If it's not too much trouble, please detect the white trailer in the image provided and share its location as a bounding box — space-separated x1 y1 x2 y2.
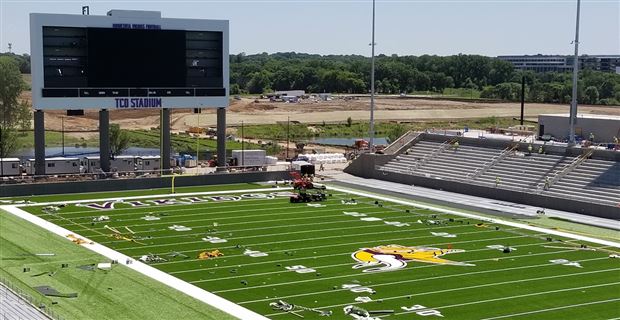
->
135 156 161 172
84 156 135 173
27 157 80 175
0 158 22 176
232 150 267 167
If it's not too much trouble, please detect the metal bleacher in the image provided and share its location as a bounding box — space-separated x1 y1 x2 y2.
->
379 138 620 207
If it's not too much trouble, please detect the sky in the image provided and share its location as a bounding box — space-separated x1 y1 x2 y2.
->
1 0 618 57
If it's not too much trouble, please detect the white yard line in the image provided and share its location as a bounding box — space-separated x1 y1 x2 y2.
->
329 186 620 248
480 298 620 320
392 282 620 317
0 205 269 320
242 254 614 305
190 232 532 284
174 242 580 277
266 263 619 316
117 214 469 251
152 229 528 265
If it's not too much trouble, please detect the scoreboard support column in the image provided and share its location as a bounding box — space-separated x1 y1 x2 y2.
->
162 108 171 173
99 109 110 172
216 107 227 170
34 110 45 176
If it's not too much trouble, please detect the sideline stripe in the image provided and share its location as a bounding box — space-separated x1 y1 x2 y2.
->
480 298 620 320
0 205 269 320
329 186 620 248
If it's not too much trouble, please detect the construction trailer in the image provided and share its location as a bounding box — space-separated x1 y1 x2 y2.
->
135 156 161 172
84 156 135 173
231 150 267 168
0 158 22 176
27 157 80 175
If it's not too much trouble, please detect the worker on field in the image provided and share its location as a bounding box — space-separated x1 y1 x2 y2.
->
538 145 544 154
453 141 460 152
527 144 533 155
589 132 595 142
495 176 500 188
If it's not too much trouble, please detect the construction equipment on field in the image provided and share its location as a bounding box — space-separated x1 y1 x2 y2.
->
289 171 327 203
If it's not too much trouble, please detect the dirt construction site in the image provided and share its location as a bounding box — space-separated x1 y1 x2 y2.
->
28 94 620 133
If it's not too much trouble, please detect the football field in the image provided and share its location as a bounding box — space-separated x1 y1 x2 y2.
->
17 186 620 319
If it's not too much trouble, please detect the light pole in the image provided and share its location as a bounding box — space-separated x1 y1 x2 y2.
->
286 116 290 160
568 0 581 146
241 120 244 167
368 0 377 152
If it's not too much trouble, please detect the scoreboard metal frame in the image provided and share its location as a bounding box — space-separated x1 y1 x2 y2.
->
30 10 229 110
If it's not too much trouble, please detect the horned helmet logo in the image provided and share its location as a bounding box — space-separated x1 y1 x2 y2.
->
351 244 474 273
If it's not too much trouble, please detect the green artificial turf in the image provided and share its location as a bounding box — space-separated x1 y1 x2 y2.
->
0 210 235 320
0 182 267 203
18 187 620 320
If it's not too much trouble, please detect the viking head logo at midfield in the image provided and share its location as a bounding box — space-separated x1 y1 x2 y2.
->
351 244 474 273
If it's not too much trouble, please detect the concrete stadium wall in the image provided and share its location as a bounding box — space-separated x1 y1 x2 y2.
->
539 115 620 143
0 171 291 198
343 143 620 218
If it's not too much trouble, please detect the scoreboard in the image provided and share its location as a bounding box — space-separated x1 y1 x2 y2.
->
30 10 229 109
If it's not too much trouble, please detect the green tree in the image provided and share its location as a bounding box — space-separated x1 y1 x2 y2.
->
0 56 30 157
583 86 599 104
109 124 130 156
386 123 408 143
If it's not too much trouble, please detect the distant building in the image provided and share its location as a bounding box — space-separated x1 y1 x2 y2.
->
498 55 620 73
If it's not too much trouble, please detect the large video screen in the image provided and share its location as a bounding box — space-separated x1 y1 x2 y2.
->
42 26 224 97
87 28 186 87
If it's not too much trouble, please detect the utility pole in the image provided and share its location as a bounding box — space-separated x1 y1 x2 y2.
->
368 0 376 152
241 120 244 167
61 116 65 156
520 75 525 126
568 0 581 146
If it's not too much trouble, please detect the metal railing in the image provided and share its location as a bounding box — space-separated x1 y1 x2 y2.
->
468 143 519 179
407 138 457 171
537 148 595 192
382 130 419 155
0 276 61 320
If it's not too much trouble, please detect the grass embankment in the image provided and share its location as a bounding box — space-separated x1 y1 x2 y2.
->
14 129 263 154
0 209 235 320
243 116 522 141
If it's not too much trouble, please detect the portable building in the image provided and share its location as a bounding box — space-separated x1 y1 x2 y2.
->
135 156 161 172
27 157 80 175
0 158 22 176
84 156 135 173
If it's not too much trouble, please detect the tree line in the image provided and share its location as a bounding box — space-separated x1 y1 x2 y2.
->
231 52 619 105
2 51 618 105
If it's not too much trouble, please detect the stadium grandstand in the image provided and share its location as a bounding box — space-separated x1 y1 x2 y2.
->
345 132 620 218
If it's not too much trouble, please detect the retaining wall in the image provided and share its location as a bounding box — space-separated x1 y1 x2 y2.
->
0 171 291 198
